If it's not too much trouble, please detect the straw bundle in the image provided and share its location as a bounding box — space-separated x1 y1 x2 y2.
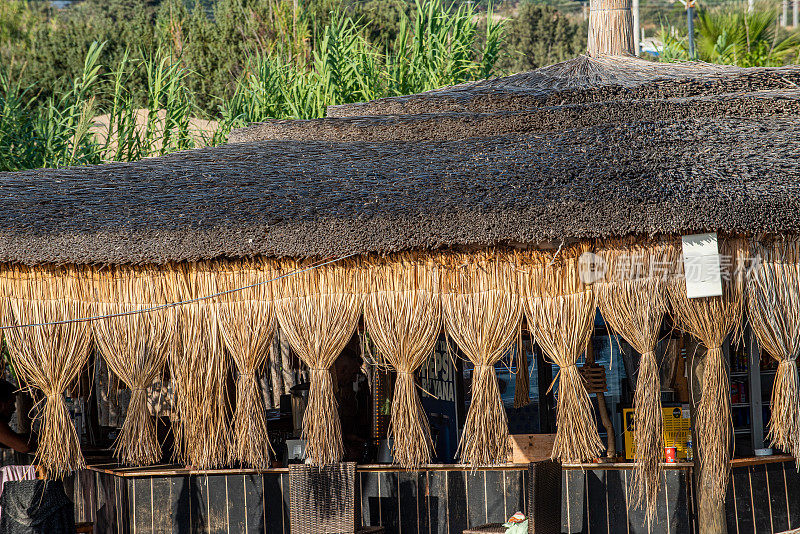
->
747 237 800 465
0 266 93 478
209 260 277 469
274 259 362 465
363 254 441 468
596 240 676 520
668 237 746 504
166 263 230 469
92 267 175 466
440 251 521 465
520 246 604 463
587 0 635 56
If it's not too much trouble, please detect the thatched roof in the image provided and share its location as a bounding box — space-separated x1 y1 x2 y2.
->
2 55 800 265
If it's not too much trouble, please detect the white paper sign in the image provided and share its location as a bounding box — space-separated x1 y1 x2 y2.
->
682 233 722 299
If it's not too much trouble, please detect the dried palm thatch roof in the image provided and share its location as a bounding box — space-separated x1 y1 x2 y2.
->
1 55 800 265
325 54 800 117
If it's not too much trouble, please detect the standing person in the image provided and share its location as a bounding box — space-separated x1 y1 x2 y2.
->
0 381 34 455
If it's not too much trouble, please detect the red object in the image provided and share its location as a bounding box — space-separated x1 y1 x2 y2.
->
665 447 677 463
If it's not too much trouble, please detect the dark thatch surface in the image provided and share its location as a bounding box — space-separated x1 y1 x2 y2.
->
2 117 800 264
229 89 800 143
326 55 800 117
2 54 800 265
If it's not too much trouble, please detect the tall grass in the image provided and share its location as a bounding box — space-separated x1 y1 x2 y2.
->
0 0 504 172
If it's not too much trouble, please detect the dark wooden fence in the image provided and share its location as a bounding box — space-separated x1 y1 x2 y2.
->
64 463 702 534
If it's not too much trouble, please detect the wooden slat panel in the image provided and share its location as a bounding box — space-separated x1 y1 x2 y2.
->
605 469 628 534
766 463 789 533
417 471 431 534
263 472 284 534
379 471 400 534
732 467 755 534
360 472 380 528
399 471 419 534
562 469 587 534
150 476 171 534
427 469 448 534
226 475 246 534
446 470 467 534
243 473 264 534
750 465 772 533
503 470 524 520
587 469 609 534
132 478 153 534
785 462 800 530
466 471 486 528
484 470 505 524
171 476 191 534
191 475 208 533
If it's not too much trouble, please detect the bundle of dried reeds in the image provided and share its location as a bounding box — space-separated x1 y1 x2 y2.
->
440 251 521 465
274 259 362 465
747 237 800 465
209 260 277 469
596 239 676 520
92 266 176 466
0 266 93 478
520 246 604 463
165 263 230 469
668 237 746 504
363 254 441 468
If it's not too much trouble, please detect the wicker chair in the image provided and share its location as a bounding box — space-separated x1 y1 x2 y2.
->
463 460 562 534
288 462 384 534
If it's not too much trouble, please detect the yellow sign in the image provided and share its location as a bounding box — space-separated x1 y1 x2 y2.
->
623 406 692 460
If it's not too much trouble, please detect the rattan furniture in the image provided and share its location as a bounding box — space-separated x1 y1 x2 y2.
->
290 462 380 534
463 460 562 534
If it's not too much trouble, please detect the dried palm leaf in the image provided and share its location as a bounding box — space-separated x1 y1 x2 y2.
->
520 245 604 464
441 251 521 465
747 236 800 466
363 254 440 468
668 236 747 504
274 259 362 465
0 265 93 478
92 266 176 466
596 239 677 520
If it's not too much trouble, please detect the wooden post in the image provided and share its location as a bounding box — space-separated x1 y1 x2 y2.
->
632 0 641 55
794 0 799 27
687 335 728 534
783 0 789 26
588 0 635 56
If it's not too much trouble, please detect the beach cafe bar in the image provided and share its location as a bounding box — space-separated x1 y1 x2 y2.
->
2 4 800 533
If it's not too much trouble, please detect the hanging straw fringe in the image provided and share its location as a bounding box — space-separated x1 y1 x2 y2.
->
441 251 521 465
210 260 278 469
92 266 176 466
274 259 362 465
596 239 676 521
747 236 800 466
668 237 747 505
165 263 230 469
0 266 93 478
363 254 440 469
520 245 604 464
